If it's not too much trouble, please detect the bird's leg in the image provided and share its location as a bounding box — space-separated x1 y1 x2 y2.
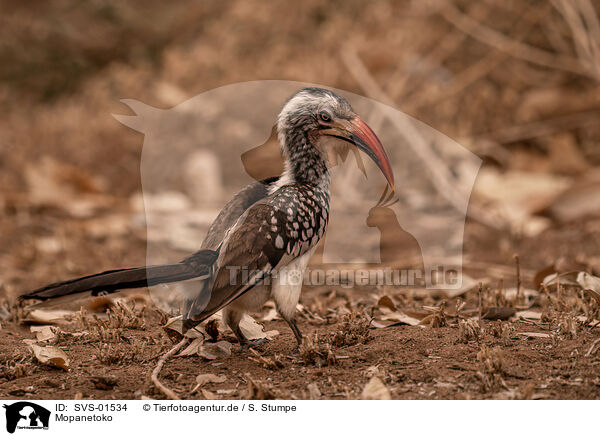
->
232 325 249 350
223 308 248 351
223 307 267 351
233 326 269 350
272 265 306 352
282 315 303 352
267 296 303 352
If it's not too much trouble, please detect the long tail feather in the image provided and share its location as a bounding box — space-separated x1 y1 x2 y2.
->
20 249 219 301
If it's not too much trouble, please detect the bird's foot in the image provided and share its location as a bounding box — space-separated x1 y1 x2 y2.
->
248 338 269 348
237 338 269 353
291 341 303 355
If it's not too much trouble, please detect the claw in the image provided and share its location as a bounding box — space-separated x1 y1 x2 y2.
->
236 337 270 353
248 338 269 348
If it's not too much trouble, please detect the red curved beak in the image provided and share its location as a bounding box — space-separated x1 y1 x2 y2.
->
347 116 395 190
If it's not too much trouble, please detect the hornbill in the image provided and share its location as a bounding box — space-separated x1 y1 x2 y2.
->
20 87 395 349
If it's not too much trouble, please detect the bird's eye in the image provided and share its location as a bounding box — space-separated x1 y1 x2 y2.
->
319 111 332 122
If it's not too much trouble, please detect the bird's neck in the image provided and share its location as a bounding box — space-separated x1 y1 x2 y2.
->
276 129 331 192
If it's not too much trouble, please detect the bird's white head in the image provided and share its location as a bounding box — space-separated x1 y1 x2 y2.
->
276 88 394 189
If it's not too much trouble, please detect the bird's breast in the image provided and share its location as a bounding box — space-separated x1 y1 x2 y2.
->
266 185 330 261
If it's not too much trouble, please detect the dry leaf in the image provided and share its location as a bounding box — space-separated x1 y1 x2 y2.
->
442 275 489 298
307 383 321 399
473 168 569 236
89 376 118 390
24 157 110 218
518 332 551 339
30 325 59 342
545 170 600 221
377 295 396 311
164 313 278 343
483 307 516 321
261 308 280 321
534 264 557 289
361 376 391 400
543 271 600 304
28 343 70 370
516 311 543 320
198 341 232 360
23 309 75 325
163 315 207 339
191 374 227 393
87 296 114 313
576 272 600 304
0 306 9 321
196 373 227 385
370 320 389 329
542 272 579 288
577 315 600 326
379 312 421 326
201 389 219 400
239 315 278 340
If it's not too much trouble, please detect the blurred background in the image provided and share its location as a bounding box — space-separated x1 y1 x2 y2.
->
1 0 600 300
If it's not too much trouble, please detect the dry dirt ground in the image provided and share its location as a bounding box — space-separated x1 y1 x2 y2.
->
1 216 600 400
1 297 599 400
0 315 597 400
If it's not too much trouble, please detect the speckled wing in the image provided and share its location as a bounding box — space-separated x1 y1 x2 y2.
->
201 177 278 251
185 183 330 322
181 177 278 318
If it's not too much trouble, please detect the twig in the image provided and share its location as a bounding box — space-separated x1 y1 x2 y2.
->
551 0 600 79
390 3 486 101
247 348 283 370
406 50 504 110
478 109 600 144
151 338 189 400
441 2 595 79
514 254 522 303
518 318 540 326
408 2 550 110
585 337 600 357
478 282 483 326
